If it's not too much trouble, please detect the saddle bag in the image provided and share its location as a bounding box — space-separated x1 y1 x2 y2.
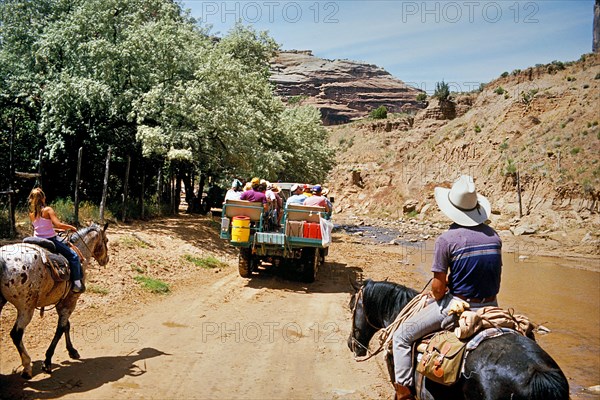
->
416 330 467 386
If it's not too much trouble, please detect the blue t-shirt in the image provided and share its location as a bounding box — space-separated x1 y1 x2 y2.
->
431 223 502 299
286 194 307 206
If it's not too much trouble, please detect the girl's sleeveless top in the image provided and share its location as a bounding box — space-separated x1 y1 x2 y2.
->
33 216 56 239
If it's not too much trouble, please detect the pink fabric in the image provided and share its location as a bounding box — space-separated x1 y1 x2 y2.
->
33 217 56 239
303 195 327 208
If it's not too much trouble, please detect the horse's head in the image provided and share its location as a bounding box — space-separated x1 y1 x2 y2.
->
92 222 110 266
73 222 110 266
348 279 380 357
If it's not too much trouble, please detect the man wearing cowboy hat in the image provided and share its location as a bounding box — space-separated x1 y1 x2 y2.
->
392 175 502 400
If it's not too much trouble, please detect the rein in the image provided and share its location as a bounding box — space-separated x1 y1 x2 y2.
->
351 284 433 362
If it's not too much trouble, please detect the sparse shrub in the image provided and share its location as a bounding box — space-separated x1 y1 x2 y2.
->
494 86 506 95
521 89 538 105
87 284 110 295
511 69 521 76
500 71 509 78
570 147 581 155
416 92 427 102
582 130 589 136
504 93 510 99
504 158 517 176
560 122 566 129
474 125 482 133
370 106 388 119
499 140 509 151
433 80 450 101
183 255 226 269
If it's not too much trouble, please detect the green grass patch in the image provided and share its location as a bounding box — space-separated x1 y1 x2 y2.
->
134 275 170 294
183 254 226 269
119 235 149 249
87 284 110 295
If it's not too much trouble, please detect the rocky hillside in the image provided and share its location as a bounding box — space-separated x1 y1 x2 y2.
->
325 53 600 256
270 50 424 125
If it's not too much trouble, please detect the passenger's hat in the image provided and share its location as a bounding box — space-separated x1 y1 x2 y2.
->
291 184 299 192
434 175 490 227
311 185 322 193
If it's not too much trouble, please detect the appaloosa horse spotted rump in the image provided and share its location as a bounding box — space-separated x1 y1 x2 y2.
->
0 222 109 378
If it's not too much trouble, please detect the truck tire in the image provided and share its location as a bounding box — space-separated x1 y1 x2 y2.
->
300 248 319 283
239 247 253 278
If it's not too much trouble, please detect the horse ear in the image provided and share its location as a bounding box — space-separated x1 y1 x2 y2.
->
103 222 109 231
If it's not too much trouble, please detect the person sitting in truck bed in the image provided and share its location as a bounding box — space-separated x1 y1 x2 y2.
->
286 184 307 206
224 179 243 202
303 185 331 214
240 180 269 211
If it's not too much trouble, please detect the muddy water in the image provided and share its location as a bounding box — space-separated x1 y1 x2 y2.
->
340 225 600 398
416 249 600 398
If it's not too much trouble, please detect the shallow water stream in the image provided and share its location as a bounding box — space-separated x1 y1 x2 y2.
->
341 224 600 398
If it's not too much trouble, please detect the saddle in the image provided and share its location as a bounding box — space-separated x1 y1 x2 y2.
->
22 237 70 282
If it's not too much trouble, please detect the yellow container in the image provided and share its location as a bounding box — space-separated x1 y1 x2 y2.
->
231 216 251 242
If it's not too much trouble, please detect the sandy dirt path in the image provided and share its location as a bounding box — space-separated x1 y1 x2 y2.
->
1 213 598 399
1 233 391 399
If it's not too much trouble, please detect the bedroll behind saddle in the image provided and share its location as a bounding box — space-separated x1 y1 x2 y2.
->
22 237 70 282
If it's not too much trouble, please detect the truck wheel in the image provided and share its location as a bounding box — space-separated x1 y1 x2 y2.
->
300 248 319 283
239 248 253 278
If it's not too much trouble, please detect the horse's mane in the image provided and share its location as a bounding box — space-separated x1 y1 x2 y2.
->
70 223 102 243
362 279 419 326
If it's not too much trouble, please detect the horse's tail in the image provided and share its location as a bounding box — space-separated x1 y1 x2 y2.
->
529 364 569 400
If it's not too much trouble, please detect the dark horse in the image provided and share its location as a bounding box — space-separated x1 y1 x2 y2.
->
348 279 569 400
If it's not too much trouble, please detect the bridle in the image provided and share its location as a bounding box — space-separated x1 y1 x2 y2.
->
350 287 382 359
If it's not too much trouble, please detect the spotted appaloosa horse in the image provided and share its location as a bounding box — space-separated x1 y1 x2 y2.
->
0 222 109 379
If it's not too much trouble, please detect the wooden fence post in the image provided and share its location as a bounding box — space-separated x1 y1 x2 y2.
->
74 147 83 227
99 146 112 223
37 149 43 188
517 164 523 218
157 165 162 216
122 155 131 222
8 119 15 237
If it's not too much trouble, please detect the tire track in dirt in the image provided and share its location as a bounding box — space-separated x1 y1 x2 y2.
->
2 266 390 399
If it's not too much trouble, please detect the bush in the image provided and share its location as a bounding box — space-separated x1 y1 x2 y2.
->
433 81 450 101
500 72 509 78
474 125 482 133
370 106 388 119
494 86 506 95
504 158 517 176
416 93 427 102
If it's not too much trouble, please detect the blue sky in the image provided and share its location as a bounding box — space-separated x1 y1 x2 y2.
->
182 1 595 93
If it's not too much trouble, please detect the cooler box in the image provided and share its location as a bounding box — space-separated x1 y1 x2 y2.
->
303 222 322 239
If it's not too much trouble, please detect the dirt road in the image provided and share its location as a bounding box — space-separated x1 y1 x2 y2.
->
1 213 598 399
0 215 395 399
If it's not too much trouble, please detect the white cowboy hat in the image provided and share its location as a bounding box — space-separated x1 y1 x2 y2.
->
434 175 491 227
